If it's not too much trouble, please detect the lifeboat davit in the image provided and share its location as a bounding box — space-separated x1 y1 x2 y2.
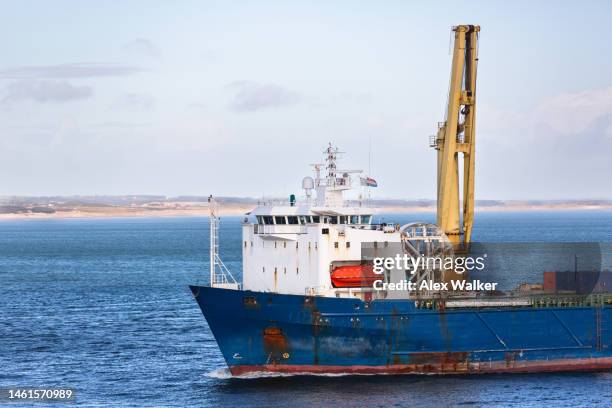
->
330 264 378 288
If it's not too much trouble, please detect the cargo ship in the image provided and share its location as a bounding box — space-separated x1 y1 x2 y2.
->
189 25 612 376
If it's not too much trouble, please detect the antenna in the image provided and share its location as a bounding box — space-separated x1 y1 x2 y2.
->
368 136 372 202
368 135 372 176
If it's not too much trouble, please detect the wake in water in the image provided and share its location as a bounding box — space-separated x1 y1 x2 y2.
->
205 367 392 379
205 367 234 379
205 367 612 380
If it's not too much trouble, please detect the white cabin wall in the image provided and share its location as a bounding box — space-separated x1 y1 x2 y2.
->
242 224 325 295
242 222 403 295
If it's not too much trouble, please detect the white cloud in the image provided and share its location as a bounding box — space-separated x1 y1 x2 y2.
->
533 86 612 137
0 63 145 79
226 81 301 112
476 86 612 199
123 38 161 59
2 80 92 105
111 93 156 111
479 86 612 147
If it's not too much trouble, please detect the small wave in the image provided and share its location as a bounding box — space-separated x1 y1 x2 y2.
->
204 367 233 379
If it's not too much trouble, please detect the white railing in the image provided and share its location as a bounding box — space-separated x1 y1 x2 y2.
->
255 198 374 208
212 254 240 288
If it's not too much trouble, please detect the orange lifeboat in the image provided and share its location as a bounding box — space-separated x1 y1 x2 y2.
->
330 264 378 288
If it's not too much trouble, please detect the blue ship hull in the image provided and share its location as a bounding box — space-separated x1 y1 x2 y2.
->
190 286 612 375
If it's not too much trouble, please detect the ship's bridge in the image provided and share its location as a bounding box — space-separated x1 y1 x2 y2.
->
248 203 375 238
250 205 373 226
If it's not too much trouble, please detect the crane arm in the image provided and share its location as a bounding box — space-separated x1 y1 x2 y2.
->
432 24 479 251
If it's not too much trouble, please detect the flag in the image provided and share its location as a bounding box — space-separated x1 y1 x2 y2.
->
360 176 378 187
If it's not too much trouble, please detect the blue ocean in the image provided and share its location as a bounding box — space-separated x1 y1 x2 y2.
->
1 212 612 407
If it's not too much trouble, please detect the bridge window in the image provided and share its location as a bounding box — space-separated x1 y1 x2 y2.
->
275 216 287 225
330 216 338 224
339 216 347 224
256 216 264 224
350 215 359 224
263 216 274 225
361 215 371 224
312 216 320 223
288 216 299 225
299 215 308 224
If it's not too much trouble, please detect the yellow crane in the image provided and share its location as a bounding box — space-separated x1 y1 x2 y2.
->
431 25 479 252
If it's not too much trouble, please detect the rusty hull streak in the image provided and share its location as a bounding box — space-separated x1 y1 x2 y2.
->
303 296 321 365
387 307 400 367
229 357 612 376
263 327 289 364
406 351 470 373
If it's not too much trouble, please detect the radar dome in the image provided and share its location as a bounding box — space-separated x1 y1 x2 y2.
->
302 176 314 190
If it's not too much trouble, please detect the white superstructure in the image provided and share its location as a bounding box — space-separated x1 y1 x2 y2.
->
241 144 402 298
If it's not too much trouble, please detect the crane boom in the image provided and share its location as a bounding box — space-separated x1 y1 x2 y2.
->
432 25 479 251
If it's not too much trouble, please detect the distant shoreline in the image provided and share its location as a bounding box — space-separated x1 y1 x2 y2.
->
2 203 612 220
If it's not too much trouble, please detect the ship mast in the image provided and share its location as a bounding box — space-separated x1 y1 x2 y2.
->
207 195 239 289
209 195 218 286
431 25 479 251
325 143 342 188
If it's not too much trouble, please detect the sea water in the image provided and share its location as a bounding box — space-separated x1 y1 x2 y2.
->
1 212 612 407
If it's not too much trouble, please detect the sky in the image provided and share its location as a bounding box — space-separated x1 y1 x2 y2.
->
2 0 612 200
